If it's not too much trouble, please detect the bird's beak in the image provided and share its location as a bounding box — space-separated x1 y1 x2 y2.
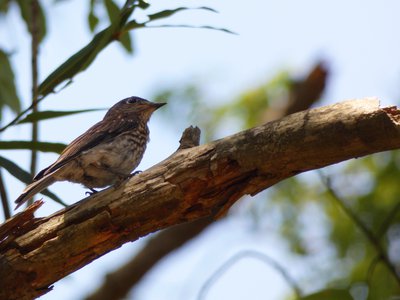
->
152 102 166 109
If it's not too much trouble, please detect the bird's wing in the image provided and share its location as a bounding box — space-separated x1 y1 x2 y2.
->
34 118 138 180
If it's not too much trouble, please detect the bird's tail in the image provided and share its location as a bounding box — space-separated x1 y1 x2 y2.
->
14 175 56 210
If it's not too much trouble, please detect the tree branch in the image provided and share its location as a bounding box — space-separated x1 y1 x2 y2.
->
28 0 40 207
86 61 330 300
1 98 400 299
0 171 11 219
198 250 302 300
85 217 212 300
319 173 400 286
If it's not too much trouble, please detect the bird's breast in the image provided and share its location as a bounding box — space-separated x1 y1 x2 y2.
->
57 127 150 188
98 130 149 171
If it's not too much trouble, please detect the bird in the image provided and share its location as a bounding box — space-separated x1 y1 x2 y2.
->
15 96 166 210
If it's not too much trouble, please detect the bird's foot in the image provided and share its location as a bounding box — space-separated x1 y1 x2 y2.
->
129 170 142 178
85 188 98 196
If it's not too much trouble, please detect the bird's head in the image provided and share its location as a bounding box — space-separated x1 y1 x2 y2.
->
105 96 166 122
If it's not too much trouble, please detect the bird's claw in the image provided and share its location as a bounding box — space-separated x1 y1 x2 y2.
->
85 188 98 196
129 170 142 178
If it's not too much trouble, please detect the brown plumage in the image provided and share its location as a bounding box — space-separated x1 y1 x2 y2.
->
15 96 165 210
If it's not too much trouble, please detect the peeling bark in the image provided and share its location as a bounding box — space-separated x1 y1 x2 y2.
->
1 98 400 299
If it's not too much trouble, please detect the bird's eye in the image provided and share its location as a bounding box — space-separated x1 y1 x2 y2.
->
127 97 138 104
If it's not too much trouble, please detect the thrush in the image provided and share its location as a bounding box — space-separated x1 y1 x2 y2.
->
15 96 166 210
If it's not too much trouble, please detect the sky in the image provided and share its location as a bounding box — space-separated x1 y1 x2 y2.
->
2 0 400 299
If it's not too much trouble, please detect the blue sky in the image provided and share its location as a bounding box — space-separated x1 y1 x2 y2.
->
2 0 400 299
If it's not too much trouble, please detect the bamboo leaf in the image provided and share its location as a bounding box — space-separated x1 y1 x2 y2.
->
0 141 66 153
105 0 135 54
37 3 224 99
123 6 234 35
37 27 113 98
88 0 99 32
137 0 149 9
144 24 236 35
118 31 134 53
0 49 21 118
38 2 136 99
147 7 217 22
88 12 99 32
17 108 105 124
0 156 67 207
16 0 47 42
104 0 119 23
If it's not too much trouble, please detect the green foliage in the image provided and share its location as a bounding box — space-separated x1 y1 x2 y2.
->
0 49 21 120
0 141 66 153
16 0 47 42
5 1 398 298
103 0 134 53
88 0 99 32
0 0 228 214
37 3 222 100
367 263 400 299
148 6 216 21
154 71 291 141
300 289 353 300
17 108 105 124
37 1 136 99
269 177 318 255
155 71 400 299
0 0 10 13
118 30 134 53
0 156 66 206
104 0 119 22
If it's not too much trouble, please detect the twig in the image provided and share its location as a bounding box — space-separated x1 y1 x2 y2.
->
367 200 400 284
318 172 400 287
0 171 10 219
367 255 381 285
0 103 36 132
197 250 302 300
28 0 40 207
377 201 400 238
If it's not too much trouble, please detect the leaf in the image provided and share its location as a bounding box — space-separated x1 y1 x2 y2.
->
38 2 136 98
0 156 67 207
17 108 105 124
104 0 134 54
88 11 99 32
300 289 353 300
38 28 112 98
144 24 236 35
0 49 21 117
0 0 10 13
16 0 47 42
137 0 150 9
0 141 66 153
37 4 223 99
104 0 119 23
123 6 235 35
147 7 217 22
88 0 99 32
118 31 133 53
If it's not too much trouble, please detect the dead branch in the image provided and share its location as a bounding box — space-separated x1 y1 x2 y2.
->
1 98 399 300
85 61 331 300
